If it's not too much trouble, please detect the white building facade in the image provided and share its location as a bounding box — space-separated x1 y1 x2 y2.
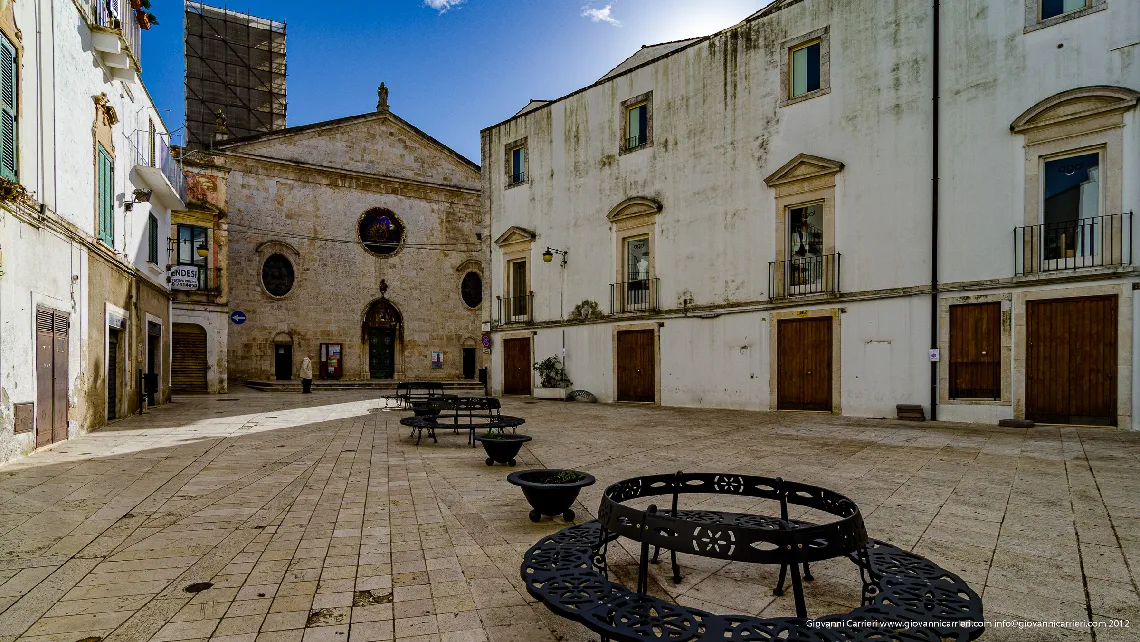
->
0 0 184 464
483 0 1139 429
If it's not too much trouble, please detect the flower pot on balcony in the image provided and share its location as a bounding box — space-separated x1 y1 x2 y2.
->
533 387 568 401
136 11 152 30
130 0 143 10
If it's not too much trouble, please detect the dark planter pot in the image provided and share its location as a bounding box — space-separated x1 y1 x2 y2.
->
474 434 532 466
507 469 596 522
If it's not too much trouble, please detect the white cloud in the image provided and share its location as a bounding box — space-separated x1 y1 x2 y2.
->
582 4 621 26
424 0 464 13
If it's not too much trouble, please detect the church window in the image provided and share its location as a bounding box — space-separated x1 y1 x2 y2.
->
262 253 295 297
359 208 405 256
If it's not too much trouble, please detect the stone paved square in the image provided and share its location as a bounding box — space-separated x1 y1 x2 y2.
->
0 390 1137 641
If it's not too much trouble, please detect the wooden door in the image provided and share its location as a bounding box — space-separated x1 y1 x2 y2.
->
35 308 54 448
368 328 395 379
949 303 1001 399
777 318 832 411
1027 296 1117 425
52 313 69 443
172 324 208 392
503 338 531 395
616 330 655 402
107 330 119 420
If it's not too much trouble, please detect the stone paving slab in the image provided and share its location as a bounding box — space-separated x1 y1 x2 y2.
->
0 389 1137 641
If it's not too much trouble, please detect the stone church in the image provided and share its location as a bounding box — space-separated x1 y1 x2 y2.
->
206 88 485 383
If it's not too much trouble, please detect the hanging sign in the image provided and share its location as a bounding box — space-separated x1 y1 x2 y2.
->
170 265 200 291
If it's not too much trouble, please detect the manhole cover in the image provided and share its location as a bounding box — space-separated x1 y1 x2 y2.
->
183 582 213 593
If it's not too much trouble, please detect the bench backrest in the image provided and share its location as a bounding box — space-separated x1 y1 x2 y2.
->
434 397 501 423
396 381 445 401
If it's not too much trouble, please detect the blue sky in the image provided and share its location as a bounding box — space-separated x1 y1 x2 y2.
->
142 0 768 162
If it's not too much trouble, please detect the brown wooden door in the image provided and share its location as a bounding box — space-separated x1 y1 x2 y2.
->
52 313 69 444
616 330 655 402
777 318 832 411
502 338 531 395
172 324 208 392
1026 296 1117 426
35 308 54 449
949 303 1000 399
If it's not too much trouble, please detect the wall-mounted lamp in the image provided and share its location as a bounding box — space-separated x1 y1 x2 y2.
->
123 188 153 211
542 247 568 267
196 242 209 258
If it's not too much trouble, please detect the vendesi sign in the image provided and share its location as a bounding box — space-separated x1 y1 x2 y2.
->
169 265 200 291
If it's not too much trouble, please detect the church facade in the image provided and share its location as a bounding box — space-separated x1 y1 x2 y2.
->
204 91 485 384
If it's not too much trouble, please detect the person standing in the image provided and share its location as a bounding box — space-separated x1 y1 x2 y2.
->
301 354 313 393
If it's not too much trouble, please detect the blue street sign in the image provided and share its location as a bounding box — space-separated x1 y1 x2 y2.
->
230 311 247 325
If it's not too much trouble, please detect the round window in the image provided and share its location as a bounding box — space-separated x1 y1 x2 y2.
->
262 254 295 297
359 208 405 256
461 272 483 308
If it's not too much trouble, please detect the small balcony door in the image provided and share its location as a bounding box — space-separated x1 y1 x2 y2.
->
509 259 528 321
624 236 652 311
787 203 824 295
1041 151 1102 270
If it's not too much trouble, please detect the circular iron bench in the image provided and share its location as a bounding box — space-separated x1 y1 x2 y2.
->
400 397 524 445
521 472 984 642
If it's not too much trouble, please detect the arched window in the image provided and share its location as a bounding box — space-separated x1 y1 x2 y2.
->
359 208 405 256
262 254 295 297
461 272 483 308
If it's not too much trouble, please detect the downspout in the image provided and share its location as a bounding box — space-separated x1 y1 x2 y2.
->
930 0 941 421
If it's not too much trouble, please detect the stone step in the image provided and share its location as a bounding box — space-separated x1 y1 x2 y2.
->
244 379 486 393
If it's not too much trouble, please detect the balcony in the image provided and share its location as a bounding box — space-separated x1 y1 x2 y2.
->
497 294 533 325
88 0 143 79
610 278 659 314
1015 213 1133 275
131 130 187 210
170 266 222 298
768 254 841 299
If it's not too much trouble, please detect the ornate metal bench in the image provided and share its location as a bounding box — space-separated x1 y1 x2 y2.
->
399 396 524 445
382 381 451 417
522 472 984 642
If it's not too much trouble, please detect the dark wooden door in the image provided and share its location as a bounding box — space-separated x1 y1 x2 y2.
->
1027 296 1117 425
35 308 54 448
274 344 293 381
949 303 1001 399
172 324 208 392
368 328 395 379
52 313 69 443
463 347 476 380
107 330 119 420
616 330 655 402
503 338 531 395
777 318 832 411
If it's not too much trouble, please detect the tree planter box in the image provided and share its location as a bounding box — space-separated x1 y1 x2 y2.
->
533 387 569 400
507 469 596 522
474 433 532 466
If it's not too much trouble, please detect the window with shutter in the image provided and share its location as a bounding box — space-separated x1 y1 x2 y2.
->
148 214 159 263
0 33 17 181
97 144 114 247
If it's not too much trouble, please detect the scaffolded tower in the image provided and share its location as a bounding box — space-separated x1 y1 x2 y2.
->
184 1 286 150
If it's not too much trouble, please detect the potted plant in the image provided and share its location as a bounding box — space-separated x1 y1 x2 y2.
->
473 429 532 466
135 0 158 30
507 469 596 522
0 176 29 204
533 355 571 400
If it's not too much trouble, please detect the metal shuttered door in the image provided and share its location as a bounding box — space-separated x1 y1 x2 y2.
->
35 307 69 447
172 323 208 393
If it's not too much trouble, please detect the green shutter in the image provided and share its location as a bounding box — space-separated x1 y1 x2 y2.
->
97 144 114 247
0 33 17 181
148 214 158 263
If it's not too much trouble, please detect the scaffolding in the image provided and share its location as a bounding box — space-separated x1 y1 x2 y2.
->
184 1 286 150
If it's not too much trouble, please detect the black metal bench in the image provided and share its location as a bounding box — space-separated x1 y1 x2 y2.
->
399 397 525 445
382 381 450 416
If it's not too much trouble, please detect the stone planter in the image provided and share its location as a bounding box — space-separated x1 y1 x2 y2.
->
507 469 596 522
533 387 569 400
474 433 532 466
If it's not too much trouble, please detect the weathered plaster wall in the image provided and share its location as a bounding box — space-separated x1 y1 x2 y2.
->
222 114 485 383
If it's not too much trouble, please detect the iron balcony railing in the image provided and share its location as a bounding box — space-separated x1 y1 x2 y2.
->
130 129 187 204
497 294 533 325
626 134 647 149
768 253 841 299
509 171 526 185
90 0 142 61
172 266 222 294
1015 213 1133 275
610 278 659 314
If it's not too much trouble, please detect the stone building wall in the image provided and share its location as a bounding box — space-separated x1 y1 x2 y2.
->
218 110 485 384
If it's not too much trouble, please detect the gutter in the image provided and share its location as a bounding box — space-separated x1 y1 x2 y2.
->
930 1 941 421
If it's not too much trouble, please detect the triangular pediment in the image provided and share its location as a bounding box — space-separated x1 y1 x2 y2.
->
218 111 479 188
1011 86 1140 133
607 197 663 222
494 226 537 247
764 154 844 187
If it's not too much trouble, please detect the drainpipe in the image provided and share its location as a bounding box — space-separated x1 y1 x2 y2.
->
930 0 941 421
